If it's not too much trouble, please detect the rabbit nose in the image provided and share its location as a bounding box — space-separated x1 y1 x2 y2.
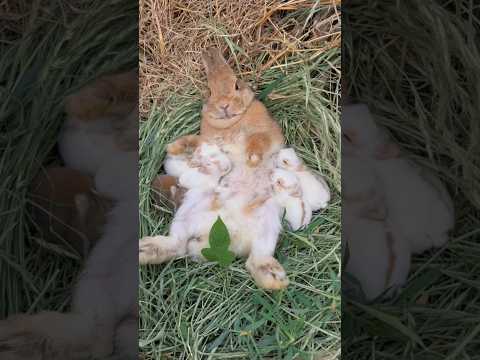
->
220 104 230 116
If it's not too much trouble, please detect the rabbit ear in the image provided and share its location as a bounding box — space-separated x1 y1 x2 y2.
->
201 47 236 86
201 48 228 73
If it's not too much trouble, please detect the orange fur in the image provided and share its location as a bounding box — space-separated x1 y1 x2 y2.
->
166 134 202 155
65 70 138 123
151 174 185 208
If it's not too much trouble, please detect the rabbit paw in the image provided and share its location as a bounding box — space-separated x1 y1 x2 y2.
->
246 153 262 167
246 256 289 290
166 135 200 155
139 236 177 264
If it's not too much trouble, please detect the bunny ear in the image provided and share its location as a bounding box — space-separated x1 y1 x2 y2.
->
201 47 236 88
201 48 228 72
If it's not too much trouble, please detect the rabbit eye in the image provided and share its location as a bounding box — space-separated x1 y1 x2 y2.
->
282 159 289 165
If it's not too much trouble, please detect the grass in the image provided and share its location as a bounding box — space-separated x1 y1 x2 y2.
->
342 1 480 358
138 46 341 358
0 0 137 317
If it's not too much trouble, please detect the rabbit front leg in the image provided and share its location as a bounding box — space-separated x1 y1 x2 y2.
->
245 132 274 167
167 134 202 156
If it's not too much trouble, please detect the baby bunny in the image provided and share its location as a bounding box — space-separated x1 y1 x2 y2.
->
271 168 312 231
276 148 330 211
178 143 231 190
164 149 194 178
342 103 454 254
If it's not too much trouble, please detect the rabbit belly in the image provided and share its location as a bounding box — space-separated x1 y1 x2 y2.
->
217 162 281 257
221 197 282 257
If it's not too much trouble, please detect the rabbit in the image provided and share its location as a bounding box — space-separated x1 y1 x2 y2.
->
275 148 330 211
140 49 290 290
178 143 232 189
167 48 284 168
0 72 140 359
30 166 114 258
342 103 454 254
271 168 312 230
163 138 200 178
343 208 411 301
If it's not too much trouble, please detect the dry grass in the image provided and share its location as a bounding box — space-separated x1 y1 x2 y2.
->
139 0 340 115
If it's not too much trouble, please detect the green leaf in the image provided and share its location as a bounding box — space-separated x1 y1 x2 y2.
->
201 217 235 267
209 216 231 249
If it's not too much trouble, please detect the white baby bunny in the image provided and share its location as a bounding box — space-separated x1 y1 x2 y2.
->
342 103 454 254
164 151 193 178
178 143 231 190
271 168 312 231
276 148 330 211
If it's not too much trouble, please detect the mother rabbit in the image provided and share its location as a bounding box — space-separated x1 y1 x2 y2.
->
140 48 291 289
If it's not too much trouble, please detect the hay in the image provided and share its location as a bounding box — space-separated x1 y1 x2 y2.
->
0 0 137 317
343 1 480 358
139 0 341 115
139 1 341 358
